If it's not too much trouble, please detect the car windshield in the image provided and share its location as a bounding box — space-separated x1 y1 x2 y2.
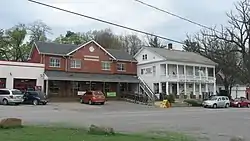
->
94 91 104 95
12 90 23 95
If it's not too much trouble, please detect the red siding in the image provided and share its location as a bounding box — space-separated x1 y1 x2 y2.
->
28 46 41 63
29 41 137 75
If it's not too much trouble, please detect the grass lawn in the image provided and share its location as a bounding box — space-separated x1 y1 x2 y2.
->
0 126 195 141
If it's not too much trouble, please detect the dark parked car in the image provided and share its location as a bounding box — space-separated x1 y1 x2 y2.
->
23 91 48 105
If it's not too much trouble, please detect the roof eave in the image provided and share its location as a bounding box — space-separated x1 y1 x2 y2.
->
40 52 72 57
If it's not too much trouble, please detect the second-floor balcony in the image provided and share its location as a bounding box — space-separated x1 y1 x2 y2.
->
160 74 215 83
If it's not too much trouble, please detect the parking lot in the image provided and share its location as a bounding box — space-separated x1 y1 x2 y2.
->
1 101 250 141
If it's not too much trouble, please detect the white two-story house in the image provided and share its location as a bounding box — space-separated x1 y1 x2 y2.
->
134 45 217 99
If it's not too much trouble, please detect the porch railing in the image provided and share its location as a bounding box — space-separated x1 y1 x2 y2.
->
138 76 155 104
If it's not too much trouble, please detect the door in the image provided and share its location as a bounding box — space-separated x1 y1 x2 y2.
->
83 91 92 103
0 90 5 102
217 98 223 107
221 97 226 107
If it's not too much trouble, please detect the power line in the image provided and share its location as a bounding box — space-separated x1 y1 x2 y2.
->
28 0 184 45
134 0 221 33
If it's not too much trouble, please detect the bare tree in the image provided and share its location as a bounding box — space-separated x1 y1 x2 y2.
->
184 31 241 96
27 20 51 43
207 0 250 82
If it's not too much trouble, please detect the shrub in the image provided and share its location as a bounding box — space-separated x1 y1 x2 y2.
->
164 94 175 103
88 124 115 135
183 99 202 107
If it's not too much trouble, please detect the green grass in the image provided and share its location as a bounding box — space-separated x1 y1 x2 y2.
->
0 126 194 141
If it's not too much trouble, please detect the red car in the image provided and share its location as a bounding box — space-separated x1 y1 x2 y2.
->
230 97 250 108
80 91 106 105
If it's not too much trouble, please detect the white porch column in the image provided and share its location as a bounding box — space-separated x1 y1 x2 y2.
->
166 64 168 76
166 82 169 95
193 66 195 77
176 65 179 78
46 80 49 96
193 83 196 99
184 82 187 98
205 84 208 92
159 83 162 93
199 83 202 97
184 65 187 79
213 67 216 95
213 82 216 95
177 82 180 96
205 67 208 80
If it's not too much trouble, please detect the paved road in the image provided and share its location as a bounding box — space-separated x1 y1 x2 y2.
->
0 101 249 141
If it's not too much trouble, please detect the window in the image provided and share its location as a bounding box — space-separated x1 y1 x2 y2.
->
142 54 148 60
49 57 60 67
70 59 81 68
102 61 111 70
0 90 10 95
222 97 225 101
141 69 144 75
153 66 156 76
145 68 152 74
117 63 125 71
11 90 23 95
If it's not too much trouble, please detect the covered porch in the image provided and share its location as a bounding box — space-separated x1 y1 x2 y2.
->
43 71 139 100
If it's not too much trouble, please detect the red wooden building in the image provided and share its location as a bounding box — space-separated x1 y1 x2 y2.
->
28 40 139 98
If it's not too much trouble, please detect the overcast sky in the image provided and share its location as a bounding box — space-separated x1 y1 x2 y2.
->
0 0 239 47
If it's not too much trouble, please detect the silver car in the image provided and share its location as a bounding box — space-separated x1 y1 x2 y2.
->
0 89 24 105
202 96 230 108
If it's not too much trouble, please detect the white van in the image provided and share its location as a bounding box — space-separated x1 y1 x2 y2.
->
0 89 24 105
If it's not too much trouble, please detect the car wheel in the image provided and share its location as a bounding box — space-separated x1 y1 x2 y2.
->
225 103 229 108
100 102 105 105
80 99 84 104
247 104 250 108
33 100 38 106
2 99 8 105
238 104 241 108
88 100 93 105
43 102 47 105
15 103 20 106
213 104 217 108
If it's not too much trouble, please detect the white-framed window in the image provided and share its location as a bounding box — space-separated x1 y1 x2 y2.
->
117 63 126 71
49 57 60 68
102 61 111 70
142 54 148 60
70 59 81 68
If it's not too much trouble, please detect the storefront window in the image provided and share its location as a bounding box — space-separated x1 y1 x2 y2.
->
104 83 110 93
49 81 60 94
120 83 127 92
0 78 6 88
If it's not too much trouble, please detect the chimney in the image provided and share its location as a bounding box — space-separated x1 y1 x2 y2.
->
168 43 173 50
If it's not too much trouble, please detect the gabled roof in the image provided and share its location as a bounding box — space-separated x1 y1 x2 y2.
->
35 41 78 55
106 49 136 62
66 40 116 60
140 47 217 66
34 41 136 62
